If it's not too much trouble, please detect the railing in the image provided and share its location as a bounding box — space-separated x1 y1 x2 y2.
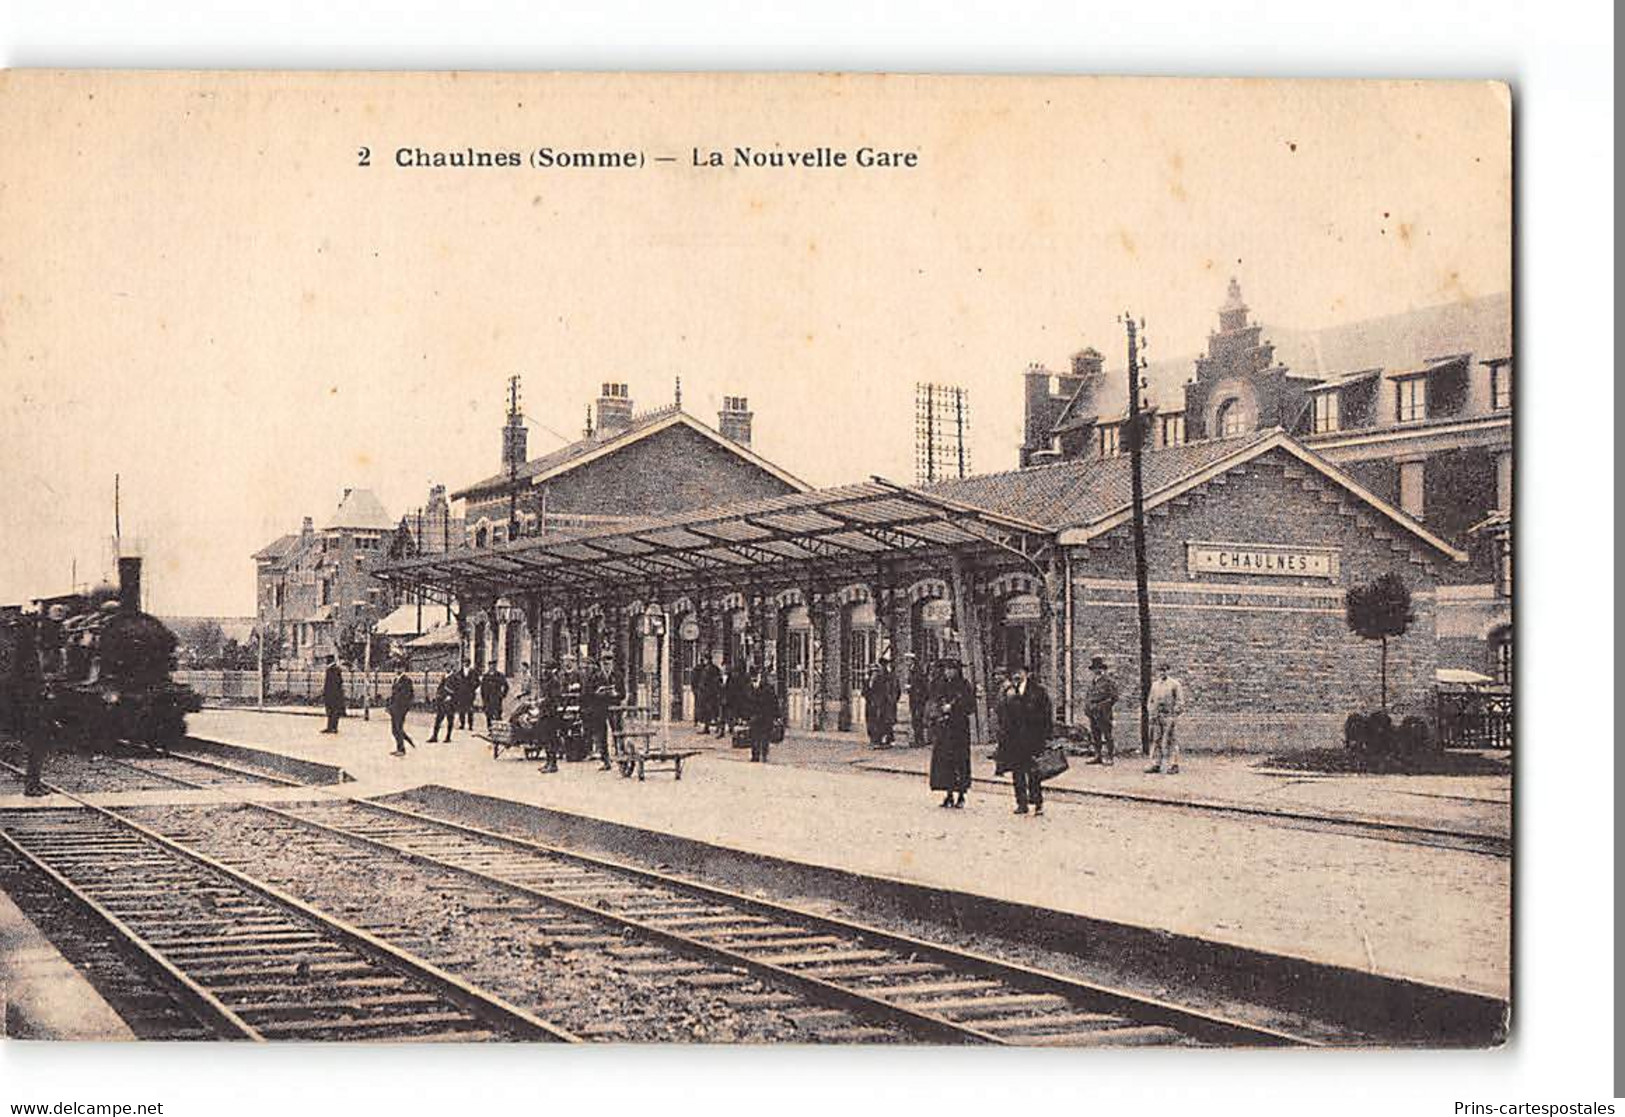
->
1436 687 1513 751
174 668 445 709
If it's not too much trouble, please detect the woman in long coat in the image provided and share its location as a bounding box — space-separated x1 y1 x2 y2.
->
927 657 975 808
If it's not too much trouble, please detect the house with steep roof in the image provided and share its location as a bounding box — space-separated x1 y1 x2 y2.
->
253 488 403 667
444 379 809 675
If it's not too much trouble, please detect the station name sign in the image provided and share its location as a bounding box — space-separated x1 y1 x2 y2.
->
1186 541 1340 580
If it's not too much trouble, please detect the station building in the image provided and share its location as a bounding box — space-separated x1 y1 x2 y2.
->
435 379 808 678
379 425 1464 753
1019 279 1512 686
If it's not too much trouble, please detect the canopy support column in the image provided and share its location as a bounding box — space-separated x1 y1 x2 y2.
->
948 551 989 749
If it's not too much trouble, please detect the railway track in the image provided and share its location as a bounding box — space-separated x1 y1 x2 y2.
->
194 794 1313 1047
0 794 577 1042
0 737 300 795
2 750 1318 1045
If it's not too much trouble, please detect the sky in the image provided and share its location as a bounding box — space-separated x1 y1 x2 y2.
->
0 73 1511 616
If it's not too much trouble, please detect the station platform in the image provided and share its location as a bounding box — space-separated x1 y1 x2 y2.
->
0 883 134 1040
174 707 1508 999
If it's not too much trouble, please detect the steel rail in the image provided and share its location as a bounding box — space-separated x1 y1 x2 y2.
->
271 795 1313 1047
0 823 262 1040
0 760 581 1043
229 797 1004 1045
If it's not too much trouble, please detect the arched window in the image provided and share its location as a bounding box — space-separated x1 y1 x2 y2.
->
1216 398 1246 438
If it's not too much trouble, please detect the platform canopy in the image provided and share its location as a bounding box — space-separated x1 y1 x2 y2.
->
374 477 1057 600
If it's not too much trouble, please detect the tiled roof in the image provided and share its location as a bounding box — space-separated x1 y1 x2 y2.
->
453 409 805 500
252 534 300 561
407 621 461 648
324 489 394 531
375 603 427 636
925 430 1277 530
1266 293 1510 379
1045 292 1510 435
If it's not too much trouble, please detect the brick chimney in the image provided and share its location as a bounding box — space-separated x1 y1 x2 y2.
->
595 382 633 439
718 396 753 445
116 556 142 613
300 516 314 538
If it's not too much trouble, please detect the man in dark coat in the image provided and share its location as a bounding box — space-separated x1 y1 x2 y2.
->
693 651 723 735
927 657 975 808
721 659 750 743
320 656 346 733
11 617 51 796
535 663 564 772
743 667 780 763
1084 656 1120 765
863 655 901 749
386 671 415 756
997 667 1053 815
906 654 931 748
453 662 478 730
580 657 622 771
428 669 458 742
479 665 509 730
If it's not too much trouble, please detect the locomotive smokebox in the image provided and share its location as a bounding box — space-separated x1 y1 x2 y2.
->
117 556 142 612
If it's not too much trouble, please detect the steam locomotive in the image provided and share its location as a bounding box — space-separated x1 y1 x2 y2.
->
0 557 201 747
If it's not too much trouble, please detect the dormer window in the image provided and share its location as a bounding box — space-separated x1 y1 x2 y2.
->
1161 413 1186 447
1312 392 1340 434
1098 424 1121 459
1490 362 1512 410
1395 376 1427 423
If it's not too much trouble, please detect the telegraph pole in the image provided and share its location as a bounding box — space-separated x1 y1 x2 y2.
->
1120 312 1154 756
506 374 523 538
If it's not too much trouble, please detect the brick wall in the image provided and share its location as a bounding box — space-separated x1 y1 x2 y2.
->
1068 449 1449 751
468 423 798 526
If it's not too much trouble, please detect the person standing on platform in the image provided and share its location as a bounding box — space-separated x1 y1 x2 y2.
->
694 651 722 736
480 664 509 730
386 670 415 756
1146 663 1187 775
722 659 750 742
428 668 458 743
453 662 478 731
906 653 930 749
744 666 779 763
927 656 975 808
581 656 621 771
320 656 346 734
535 662 564 773
997 667 1053 815
1084 656 1119 766
11 617 52 797
863 653 901 749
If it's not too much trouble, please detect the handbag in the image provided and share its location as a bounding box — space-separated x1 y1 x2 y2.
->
770 718 786 744
1033 743 1070 781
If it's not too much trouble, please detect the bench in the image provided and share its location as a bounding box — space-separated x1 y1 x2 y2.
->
612 727 702 781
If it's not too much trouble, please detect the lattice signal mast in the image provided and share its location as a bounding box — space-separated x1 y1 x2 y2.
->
914 383 971 485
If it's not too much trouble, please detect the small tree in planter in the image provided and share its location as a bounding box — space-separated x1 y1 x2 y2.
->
1345 572 1415 711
